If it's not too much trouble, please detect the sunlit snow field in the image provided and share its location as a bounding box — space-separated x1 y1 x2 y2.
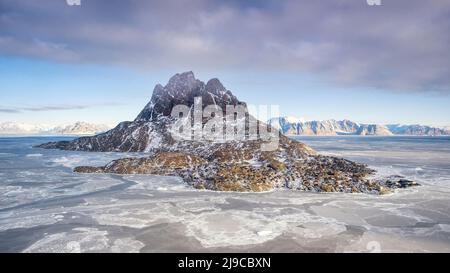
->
0 136 449 253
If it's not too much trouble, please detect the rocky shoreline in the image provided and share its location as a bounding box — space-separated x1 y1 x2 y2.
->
73 143 418 195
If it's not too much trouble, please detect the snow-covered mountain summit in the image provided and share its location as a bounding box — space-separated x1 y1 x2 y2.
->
135 71 243 121
52 122 111 135
386 124 449 136
0 122 49 135
0 122 110 136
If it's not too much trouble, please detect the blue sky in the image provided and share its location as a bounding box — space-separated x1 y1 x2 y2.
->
1 56 448 127
1 1 449 127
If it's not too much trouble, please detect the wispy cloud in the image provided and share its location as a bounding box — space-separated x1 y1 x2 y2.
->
0 103 121 113
1 0 449 93
0 108 21 113
21 105 90 112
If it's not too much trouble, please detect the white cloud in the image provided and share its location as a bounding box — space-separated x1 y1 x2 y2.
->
1 0 449 93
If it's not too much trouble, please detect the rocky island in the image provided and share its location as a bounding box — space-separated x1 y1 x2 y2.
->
38 72 419 194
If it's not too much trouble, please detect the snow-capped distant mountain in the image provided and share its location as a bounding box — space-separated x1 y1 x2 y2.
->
268 117 387 135
356 124 393 136
269 117 448 136
51 122 111 135
386 124 450 136
0 122 51 135
284 116 306 124
297 119 363 135
0 122 111 136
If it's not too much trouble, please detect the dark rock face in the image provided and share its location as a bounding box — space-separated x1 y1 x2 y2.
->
381 176 421 189
135 72 243 122
38 119 174 152
38 71 419 194
38 72 245 152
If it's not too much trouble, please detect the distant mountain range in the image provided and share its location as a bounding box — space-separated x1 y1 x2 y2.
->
268 117 449 136
1 119 448 137
0 122 111 136
385 124 450 136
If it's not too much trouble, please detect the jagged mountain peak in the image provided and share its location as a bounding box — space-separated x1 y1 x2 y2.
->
205 78 226 93
135 71 243 122
170 71 195 81
165 71 201 92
